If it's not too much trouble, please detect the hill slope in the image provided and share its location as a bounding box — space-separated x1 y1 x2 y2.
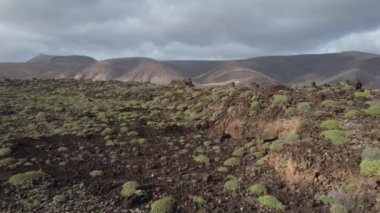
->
75 57 185 84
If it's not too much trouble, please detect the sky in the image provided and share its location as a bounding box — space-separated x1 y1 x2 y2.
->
1 0 380 62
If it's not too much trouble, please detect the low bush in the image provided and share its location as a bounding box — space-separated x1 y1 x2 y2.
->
258 195 284 210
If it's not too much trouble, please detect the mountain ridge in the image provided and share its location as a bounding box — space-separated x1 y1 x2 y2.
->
0 51 379 87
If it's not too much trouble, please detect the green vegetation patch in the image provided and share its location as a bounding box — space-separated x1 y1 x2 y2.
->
342 183 357 193
354 90 372 99
52 194 66 204
364 101 380 116
0 157 17 167
121 181 139 198
216 166 229 173
320 119 343 130
329 203 348 213
232 148 245 157
89 170 104 177
257 195 284 210
0 147 11 157
191 196 206 206
297 102 311 113
273 94 288 104
317 194 332 205
321 99 339 108
249 183 267 196
193 154 210 166
7 170 47 186
223 157 241 167
344 109 358 119
320 130 348 145
150 196 175 213
359 160 380 177
224 178 240 192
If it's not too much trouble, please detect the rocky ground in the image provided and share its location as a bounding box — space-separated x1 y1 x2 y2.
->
0 79 379 212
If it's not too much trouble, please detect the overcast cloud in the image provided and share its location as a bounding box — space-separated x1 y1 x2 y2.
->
1 0 380 62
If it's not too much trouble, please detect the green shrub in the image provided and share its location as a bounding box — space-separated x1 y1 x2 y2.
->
232 148 245 157
258 195 284 210
194 154 210 166
361 146 380 160
354 90 371 99
273 95 288 104
7 170 47 186
216 166 229 173
52 194 66 204
269 140 283 151
0 157 17 167
244 142 255 149
285 107 296 117
344 109 358 119
329 204 348 213
0 147 11 157
320 130 348 145
321 100 339 108
317 194 332 205
359 160 380 177
191 196 206 206
320 119 343 130
150 196 175 213
253 151 265 159
121 181 139 198
224 179 240 192
364 102 380 116
249 183 267 196
223 157 241 167
297 102 311 113
89 170 104 177
342 183 357 193
284 133 300 144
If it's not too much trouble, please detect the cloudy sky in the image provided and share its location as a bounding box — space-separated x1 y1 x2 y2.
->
1 0 380 62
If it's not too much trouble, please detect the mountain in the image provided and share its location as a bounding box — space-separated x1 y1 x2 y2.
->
0 54 97 80
75 57 185 84
162 51 380 87
192 61 279 87
1 51 380 87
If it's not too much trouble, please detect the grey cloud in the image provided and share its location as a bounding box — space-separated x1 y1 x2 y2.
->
0 0 380 62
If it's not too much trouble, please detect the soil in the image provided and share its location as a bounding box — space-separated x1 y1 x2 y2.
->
0 80 379 212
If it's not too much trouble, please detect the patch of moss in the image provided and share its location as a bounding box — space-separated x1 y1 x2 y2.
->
284 133 300 144
0 147 11 157
320 119 343 130
244 142 255 149
364 102 380 116
321 99 339 108
317 194 332 205
89 170 104 177
253 151 265 159
216 166 229 173
223 157 241 167
224 179 240 192
320 130 348 145
342 183 357 193
258 195 284 210
269 140 283 151
344 109 358 119
194 154 210 166
297 102 311 113
121 181 139 198
249 183 267 196
354 90 372 99
232 148 245 157
273 95 288 104
0 157 17 167
329 203 348 213
150 196 175 213
7 170 47 186
285 107 296 118
191 196 206 206
52 194 66 204
359 159 380 177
